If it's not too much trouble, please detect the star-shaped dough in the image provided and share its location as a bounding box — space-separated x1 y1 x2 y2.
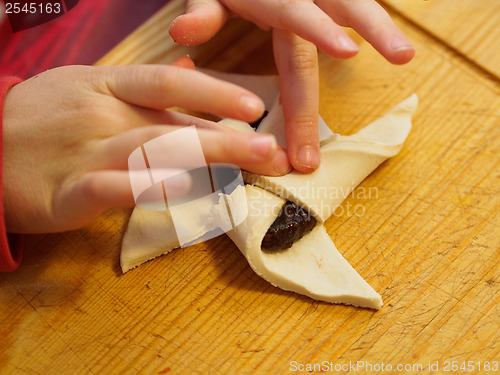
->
120 72 418 310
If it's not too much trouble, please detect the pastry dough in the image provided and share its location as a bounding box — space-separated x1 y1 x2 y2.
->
245 94 417 222
256 94 336 148
209 95 417 309
121 208 179 272
212 184 383 308
120 72 418 309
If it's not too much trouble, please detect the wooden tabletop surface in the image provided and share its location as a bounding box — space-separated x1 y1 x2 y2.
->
1 0 499 374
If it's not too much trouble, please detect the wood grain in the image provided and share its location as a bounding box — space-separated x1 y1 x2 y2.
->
1 0 499 374
381 0 500 78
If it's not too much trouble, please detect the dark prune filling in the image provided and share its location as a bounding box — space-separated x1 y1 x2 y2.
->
261 201 317 252
249 110 268 129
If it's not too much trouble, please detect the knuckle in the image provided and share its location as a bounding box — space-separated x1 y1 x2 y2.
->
331 0 353 18
276 0 308 26
79 174 103 202
289 114 319 135
206 132 240 163
217 133 236 160
294 113 317 126
144 66 174 95
139 127 172 148
276 0 314 29
278 0 307 8
287 46 318 73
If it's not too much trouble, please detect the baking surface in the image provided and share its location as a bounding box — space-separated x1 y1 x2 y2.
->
1 0 499 374
384 0 500 77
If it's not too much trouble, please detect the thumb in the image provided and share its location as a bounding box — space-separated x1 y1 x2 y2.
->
169 0 229 46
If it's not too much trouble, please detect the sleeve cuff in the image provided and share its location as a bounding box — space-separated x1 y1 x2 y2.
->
1 76 24 272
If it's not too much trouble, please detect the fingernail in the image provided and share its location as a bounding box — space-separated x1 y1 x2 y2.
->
169 15 182 30
390 37 414 52
251 135 276 157
275 149 292 175
337 35 359 52
240 95 264 120
297 145 319 169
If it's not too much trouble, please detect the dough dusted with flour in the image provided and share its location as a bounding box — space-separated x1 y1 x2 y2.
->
119 72 418 309
121 208 179 273
244 94 418 222
209 95 418 309
213 185 383 309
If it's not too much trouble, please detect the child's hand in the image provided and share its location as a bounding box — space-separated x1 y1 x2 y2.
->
170 0 415 63
169 0 415 172
2 63 290 234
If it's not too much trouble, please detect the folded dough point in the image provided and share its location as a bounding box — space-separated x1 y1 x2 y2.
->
348 93 417 147
120 208 179 273
244 94 418 222
219 185 382 310
244 148 387 222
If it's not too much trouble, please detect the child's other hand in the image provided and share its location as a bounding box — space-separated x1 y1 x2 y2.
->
170 0 415 173
170 0 414 64
2 63 290 233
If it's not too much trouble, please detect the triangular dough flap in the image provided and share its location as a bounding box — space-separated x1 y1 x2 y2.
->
120 208 179 272
216 185 382 309
244 94 418 222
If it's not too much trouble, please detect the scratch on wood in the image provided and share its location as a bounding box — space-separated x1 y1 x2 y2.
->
242 348 265 354
485 278 497 286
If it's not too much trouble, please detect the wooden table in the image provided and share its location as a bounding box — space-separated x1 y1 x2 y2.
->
1 0 499 373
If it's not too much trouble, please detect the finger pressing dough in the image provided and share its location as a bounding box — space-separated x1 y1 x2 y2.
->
208 95 418 309
244 94 418 222
120 72 418 309
120 74 281 273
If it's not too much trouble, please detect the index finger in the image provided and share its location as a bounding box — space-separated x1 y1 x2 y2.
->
273 29 320 173
93 64 265 123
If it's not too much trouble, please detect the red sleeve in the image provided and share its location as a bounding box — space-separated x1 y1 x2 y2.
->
0 76 23 272
0 0 168 79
